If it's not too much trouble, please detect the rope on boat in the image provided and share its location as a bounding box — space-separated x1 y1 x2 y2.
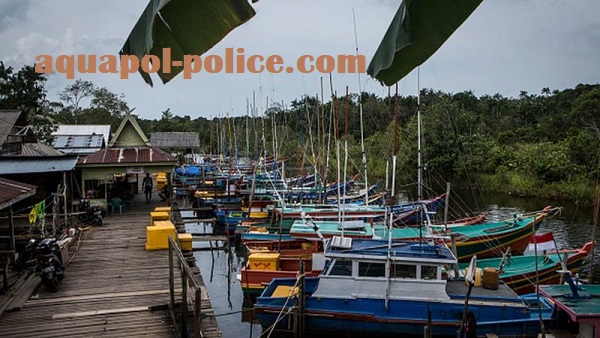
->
261 273 306 338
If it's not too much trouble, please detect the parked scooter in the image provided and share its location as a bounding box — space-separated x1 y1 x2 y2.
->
78 199 103 226
25 238 65 292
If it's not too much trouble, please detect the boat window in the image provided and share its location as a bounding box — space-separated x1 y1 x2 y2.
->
421 265 438 280
391 264 417 279
358 262 386 277
329 260 352 276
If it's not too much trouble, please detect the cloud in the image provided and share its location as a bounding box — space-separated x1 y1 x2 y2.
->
0 0 598 121
0 0 31 33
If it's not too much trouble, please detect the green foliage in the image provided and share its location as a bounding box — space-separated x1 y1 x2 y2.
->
0 62 56 143
51 80 130 131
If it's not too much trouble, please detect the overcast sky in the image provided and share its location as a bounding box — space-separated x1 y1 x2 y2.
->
1 0 598 120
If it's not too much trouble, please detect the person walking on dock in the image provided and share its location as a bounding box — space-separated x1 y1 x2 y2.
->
143 173 153 203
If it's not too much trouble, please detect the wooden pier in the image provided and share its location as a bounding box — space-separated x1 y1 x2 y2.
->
0 195 222 338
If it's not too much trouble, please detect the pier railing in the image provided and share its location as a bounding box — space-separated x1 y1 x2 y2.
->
168 236 202 338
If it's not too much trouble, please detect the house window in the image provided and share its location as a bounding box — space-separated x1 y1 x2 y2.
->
358 262 386 277
329 260 352 276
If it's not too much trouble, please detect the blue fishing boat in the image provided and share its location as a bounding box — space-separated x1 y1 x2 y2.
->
254 237 552 337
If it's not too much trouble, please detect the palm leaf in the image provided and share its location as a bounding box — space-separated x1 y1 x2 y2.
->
121 0 255 86
367 0 482 86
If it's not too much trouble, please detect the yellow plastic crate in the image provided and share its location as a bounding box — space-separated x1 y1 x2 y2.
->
153 220 174 227
150 211 170 223
154 206 171 213
156 172 167 190
248 252 280 271
145 223 176 251
178 233 193 251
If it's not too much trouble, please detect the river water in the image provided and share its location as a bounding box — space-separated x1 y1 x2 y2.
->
188 191 599 338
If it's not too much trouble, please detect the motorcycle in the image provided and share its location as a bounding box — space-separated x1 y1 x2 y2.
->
78 199 103 226
25 238 65 292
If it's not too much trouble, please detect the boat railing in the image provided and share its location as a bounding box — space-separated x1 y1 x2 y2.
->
168 236 203 338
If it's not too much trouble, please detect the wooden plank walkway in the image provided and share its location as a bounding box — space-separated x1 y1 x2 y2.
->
0 193 221 337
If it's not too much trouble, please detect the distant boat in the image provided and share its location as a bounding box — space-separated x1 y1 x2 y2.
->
255 237 553 337
288 208 552 262
390 193 447 226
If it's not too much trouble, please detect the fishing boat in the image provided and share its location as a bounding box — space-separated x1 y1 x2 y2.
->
538 274 600 338
390 193 447 226
270 203 386 231
255 237 553 337
431 212 488 227
456 233 594 295
288 207 554 262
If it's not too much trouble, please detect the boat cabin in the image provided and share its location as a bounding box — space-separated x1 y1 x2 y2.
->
315 237 456 301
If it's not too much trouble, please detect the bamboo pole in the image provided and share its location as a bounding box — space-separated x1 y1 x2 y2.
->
589 185 599 283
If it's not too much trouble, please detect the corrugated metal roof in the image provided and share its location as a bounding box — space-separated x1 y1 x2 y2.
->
0 177 36 210
57 148 103 155
54 125 111 145
79 147 176 165
150 132 200 148
19 142 64 156
53 134 104 152
0 156 79 174
0 110 21 146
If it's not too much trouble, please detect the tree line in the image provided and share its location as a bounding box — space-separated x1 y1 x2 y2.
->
1 62 598 203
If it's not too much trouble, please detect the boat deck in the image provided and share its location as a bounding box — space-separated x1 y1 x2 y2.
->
0 193 221 337
447 279 522 301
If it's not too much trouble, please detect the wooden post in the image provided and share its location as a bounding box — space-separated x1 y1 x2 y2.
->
181 261 188 338
590 186 599 284
424 305 432 338
443 182 450 232
451 234 460 277
300 261 306 338
168 238 175 309
194 288 202 338
63 172 68 229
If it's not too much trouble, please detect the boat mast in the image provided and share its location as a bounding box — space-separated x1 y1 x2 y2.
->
385 155 397 311
245 99 250 159
417 68 423 202
343 86 349 224
353 8 369 205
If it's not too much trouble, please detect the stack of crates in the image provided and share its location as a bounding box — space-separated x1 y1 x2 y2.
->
146 209 175 251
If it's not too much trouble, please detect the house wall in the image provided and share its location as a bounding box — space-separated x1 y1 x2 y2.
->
111 123 146 148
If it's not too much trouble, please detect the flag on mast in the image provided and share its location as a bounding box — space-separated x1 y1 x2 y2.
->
525 232 556 253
